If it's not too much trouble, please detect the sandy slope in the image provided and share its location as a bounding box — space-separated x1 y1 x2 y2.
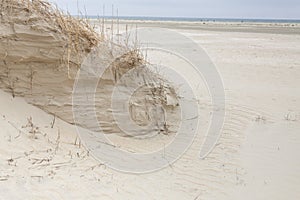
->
1 20 300 199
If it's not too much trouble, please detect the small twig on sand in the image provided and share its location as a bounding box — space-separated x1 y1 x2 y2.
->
84 163 104 172
0 176 9 182
54 128 60 153
51 115 56 128
74 136 78 145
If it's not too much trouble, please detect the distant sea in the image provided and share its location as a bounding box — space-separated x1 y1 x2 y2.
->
86 16 300 24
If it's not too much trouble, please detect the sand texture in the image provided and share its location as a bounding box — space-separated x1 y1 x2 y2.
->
0 1 300 200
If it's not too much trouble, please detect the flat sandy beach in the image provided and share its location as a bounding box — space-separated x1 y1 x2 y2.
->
1 16 300 200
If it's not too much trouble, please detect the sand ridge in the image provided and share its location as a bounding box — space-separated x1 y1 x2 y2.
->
0 0 300 199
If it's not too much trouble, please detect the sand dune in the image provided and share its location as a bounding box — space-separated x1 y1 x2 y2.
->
0 0 178 136
0 0 300 199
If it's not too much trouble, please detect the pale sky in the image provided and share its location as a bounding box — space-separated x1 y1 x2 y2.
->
50 0 300 19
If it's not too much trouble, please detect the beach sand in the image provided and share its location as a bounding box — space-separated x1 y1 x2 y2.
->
1 19 300 199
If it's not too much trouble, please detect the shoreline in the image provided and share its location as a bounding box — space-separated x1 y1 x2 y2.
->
86 15 300 23
90 18 300 35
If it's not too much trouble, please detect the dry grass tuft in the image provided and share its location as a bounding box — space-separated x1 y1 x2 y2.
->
1 0 102 75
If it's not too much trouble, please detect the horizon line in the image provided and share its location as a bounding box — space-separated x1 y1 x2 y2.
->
72 15 300 22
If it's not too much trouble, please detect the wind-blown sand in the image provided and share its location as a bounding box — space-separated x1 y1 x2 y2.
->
1 4 300 200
